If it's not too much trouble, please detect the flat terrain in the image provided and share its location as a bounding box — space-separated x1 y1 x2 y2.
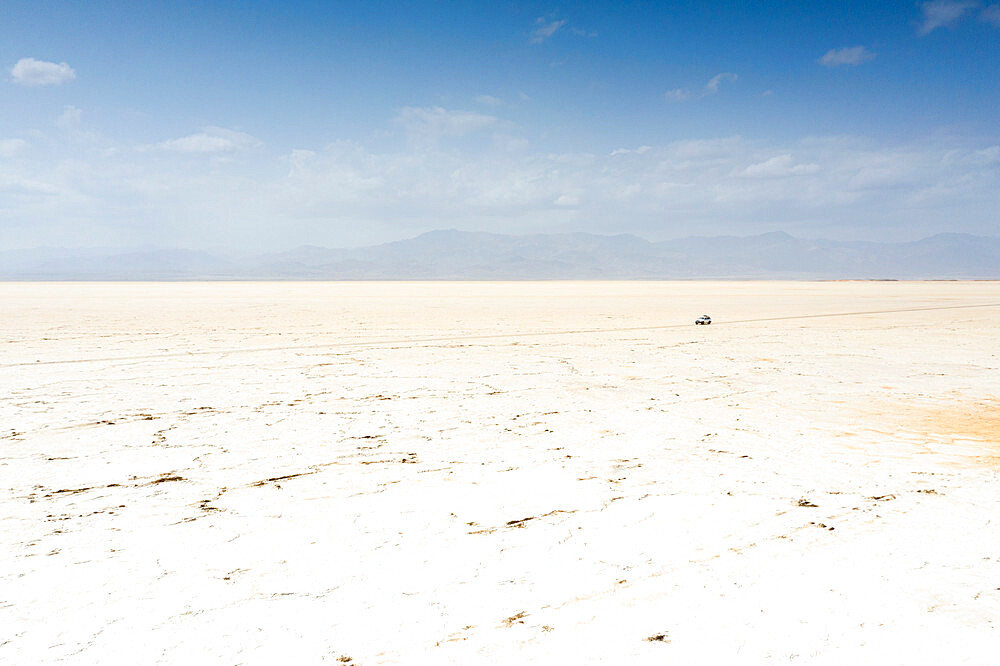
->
2 281 999 664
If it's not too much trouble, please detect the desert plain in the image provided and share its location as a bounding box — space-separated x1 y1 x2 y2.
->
2 280 999 664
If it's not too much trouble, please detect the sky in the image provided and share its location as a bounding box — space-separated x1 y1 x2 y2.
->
1 0 999 251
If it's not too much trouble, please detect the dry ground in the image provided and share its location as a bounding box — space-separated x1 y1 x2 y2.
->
2 281 999 664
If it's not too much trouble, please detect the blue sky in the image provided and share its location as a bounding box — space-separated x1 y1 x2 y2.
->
1 0 998 250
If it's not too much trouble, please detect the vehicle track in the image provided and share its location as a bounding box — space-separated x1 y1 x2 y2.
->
3 301 999 369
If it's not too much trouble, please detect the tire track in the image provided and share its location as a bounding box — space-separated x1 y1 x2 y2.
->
3 301 998 369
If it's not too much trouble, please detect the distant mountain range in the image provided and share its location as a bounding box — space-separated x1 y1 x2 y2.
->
2 230 998 280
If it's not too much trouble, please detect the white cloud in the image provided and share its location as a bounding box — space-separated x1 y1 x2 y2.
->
820 46 877 67
0 174 60 195
663 88 693 102
705 72 738 94
531 18 567 43
981 4 1000 24
474 94 502 107
492 133 530 153
261 136 998 244
256 134 996 239
149 127 262 154
666 73 737 102
743 154 821 178
10 58 76 86
665 88 693 102
667 136 743 159
395 106 498 143
918 1 978 34
0 138 27 157
53 106 102 143
970 145 1000 164
57 106 83 131
2 104 999 251
610 145 652 156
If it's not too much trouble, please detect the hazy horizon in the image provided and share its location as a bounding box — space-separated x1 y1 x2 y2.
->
3 226 1000 255
3 228 999 280
2 1 1000 253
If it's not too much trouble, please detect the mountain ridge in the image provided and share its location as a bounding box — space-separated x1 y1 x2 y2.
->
1 230 998 280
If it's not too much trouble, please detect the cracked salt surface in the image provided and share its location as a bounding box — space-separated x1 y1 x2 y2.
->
2 281 999 664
